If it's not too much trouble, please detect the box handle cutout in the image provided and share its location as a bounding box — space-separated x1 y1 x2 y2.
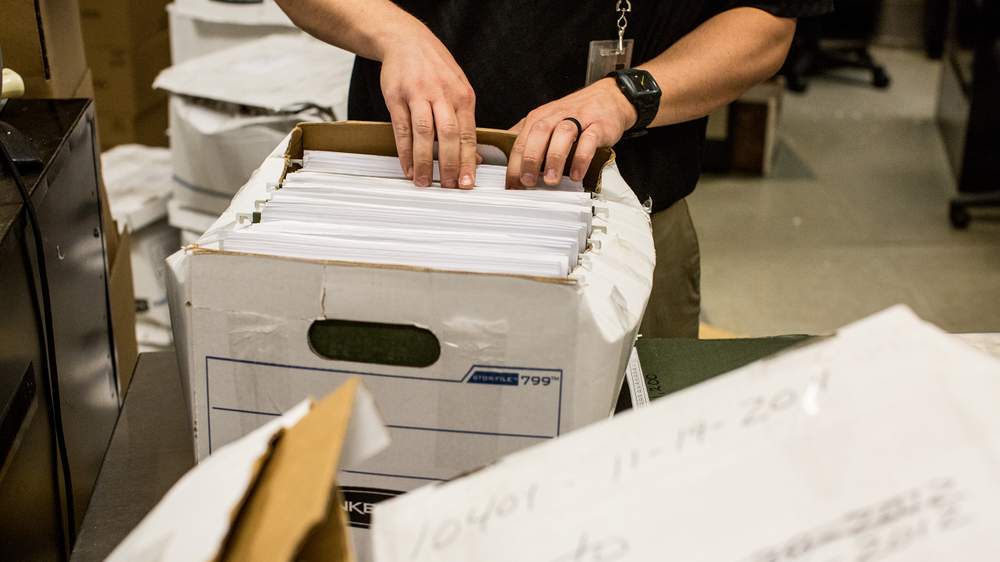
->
308 319 440 367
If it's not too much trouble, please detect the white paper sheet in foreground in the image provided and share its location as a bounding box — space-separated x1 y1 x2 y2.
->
371 306 1000 562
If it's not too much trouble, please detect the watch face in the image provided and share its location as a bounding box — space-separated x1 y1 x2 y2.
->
627 70 660 96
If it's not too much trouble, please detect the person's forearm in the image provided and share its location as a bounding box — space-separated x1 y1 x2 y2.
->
638 8 796 128
273 0 425 61
276 0 479 188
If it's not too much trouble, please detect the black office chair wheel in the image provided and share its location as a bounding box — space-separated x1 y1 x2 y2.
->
786 75 809 93
950 200 971 230
873 67 891 89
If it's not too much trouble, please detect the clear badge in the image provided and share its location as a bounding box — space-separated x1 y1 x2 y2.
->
585 39 634 86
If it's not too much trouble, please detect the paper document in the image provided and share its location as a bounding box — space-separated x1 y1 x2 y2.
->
303 150 584 191
371 306 1000 562
217 151 594 277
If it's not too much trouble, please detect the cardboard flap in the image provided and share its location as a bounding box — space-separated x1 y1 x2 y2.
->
285 121 614 191
105 379 388 562
109 228 138 395
220 378 389 562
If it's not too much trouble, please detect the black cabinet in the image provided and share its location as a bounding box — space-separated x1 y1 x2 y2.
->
0 100 120 560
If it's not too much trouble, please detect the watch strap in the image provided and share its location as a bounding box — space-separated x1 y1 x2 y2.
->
607 69 660 135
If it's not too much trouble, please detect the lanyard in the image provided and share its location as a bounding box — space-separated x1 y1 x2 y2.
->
616 0 632 54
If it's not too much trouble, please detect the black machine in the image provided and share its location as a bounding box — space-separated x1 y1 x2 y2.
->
937 0 1000 228
783 0 891 92
0 99 121 559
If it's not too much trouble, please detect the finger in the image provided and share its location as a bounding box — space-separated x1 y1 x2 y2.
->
570 124 601 183
433 101 461 188
543 119 579 186
506 124 529 189
386 99 413 179
409 101 435 187
518 118 558 187
505 118 529 188
476 152 484 165
456 104 478 189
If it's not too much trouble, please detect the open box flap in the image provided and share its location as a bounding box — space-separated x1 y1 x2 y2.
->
106 379 389 562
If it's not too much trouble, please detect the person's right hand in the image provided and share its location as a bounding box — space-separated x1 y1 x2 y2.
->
379 26 477 189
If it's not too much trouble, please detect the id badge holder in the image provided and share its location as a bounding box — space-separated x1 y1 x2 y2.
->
585 39 633 86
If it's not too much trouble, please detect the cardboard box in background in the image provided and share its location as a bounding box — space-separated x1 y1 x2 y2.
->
89 31 171 117
102 144 180 350
95 158 140 397
79 0 170 51
166 95 299 200
730 78 784 176
1 0 89 98
155 33 354 224
80 0 172 149
98 102 169 149
109 228 139 395
74 68 96 99
703 77 784 176
167 198 220 237
166 0 298 64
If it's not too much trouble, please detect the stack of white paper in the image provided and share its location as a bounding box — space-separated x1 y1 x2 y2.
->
218 151 595 277
302 151 585 192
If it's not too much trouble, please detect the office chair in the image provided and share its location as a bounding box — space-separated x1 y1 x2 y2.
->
783 0 891 93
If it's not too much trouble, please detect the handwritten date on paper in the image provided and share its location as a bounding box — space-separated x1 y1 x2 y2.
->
404 369 835 560
742 478 973 562
613 369 831 481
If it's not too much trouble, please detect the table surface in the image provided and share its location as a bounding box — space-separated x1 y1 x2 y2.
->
70 335 1000 559
69 352 194 562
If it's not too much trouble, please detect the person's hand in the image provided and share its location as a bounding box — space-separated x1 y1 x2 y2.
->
379 25 477 188
507 78 638 188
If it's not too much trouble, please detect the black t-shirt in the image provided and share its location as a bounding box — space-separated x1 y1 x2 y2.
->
348 1 832 212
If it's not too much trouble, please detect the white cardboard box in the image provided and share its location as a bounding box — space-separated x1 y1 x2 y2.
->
171 175 231 216
167 95 297 201
167 123 654 558
372 306 1000 562
180 228 202 246
168 198 218 236
157 34 354 200
167 0 298 64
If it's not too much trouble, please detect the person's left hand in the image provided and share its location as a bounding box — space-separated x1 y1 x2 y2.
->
507 77 638 188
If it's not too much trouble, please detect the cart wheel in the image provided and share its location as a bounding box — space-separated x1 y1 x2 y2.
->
950 201 971 230
873 68 891 89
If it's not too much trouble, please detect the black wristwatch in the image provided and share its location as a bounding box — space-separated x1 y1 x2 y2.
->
606 69 661 137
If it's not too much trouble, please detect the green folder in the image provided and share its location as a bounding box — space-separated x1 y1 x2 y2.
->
617 335 813 412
